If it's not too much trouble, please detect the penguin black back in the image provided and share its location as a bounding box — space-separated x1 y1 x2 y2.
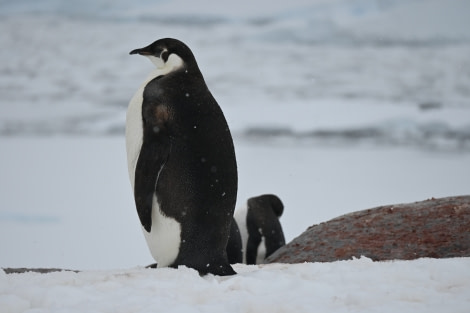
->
228 194 286 265
126 38 238 276
245 194 286 264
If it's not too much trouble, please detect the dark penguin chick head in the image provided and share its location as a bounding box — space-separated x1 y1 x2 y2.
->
130 38 200 73
248 194 284 217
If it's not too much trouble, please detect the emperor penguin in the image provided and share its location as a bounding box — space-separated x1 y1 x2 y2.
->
126 38 238 276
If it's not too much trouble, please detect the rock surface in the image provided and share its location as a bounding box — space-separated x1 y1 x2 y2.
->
266 196 470 264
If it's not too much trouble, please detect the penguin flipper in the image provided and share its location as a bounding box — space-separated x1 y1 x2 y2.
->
263 218 286 259
134 142 167 232
134 102 172 233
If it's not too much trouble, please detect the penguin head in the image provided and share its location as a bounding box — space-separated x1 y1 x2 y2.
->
248 194 284 218
130 38 198 73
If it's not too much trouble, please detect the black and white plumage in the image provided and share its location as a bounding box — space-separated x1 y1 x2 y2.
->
229 194 286 265
126 38 238 276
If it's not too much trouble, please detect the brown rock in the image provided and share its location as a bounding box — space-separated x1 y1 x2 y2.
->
266 195 470 264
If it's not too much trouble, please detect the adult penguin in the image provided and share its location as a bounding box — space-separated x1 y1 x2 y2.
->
126 38 238 276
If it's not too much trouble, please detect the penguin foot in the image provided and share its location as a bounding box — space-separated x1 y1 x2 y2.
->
198 261 237 276
145 261 236 276
146 263 158 269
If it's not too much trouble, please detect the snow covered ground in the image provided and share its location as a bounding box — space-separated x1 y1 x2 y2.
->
1 0 470 312
2 257 470 313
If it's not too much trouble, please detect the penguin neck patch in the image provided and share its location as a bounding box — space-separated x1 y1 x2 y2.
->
146 54 184 76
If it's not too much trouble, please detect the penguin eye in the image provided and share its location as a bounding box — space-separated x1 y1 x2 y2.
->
160 50 169 62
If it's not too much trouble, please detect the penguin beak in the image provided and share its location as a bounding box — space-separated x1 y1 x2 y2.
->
129 48 152 56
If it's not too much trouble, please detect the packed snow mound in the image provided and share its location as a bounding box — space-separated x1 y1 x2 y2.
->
2 257 470 313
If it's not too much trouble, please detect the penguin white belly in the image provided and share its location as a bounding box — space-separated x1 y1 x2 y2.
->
126 68 160 183
126 56 183 182
143 195 181 267
256 237 266 264
125 66 183 268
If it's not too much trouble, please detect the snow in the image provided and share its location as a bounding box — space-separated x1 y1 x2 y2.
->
2 258 470 313
1 0 470 311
